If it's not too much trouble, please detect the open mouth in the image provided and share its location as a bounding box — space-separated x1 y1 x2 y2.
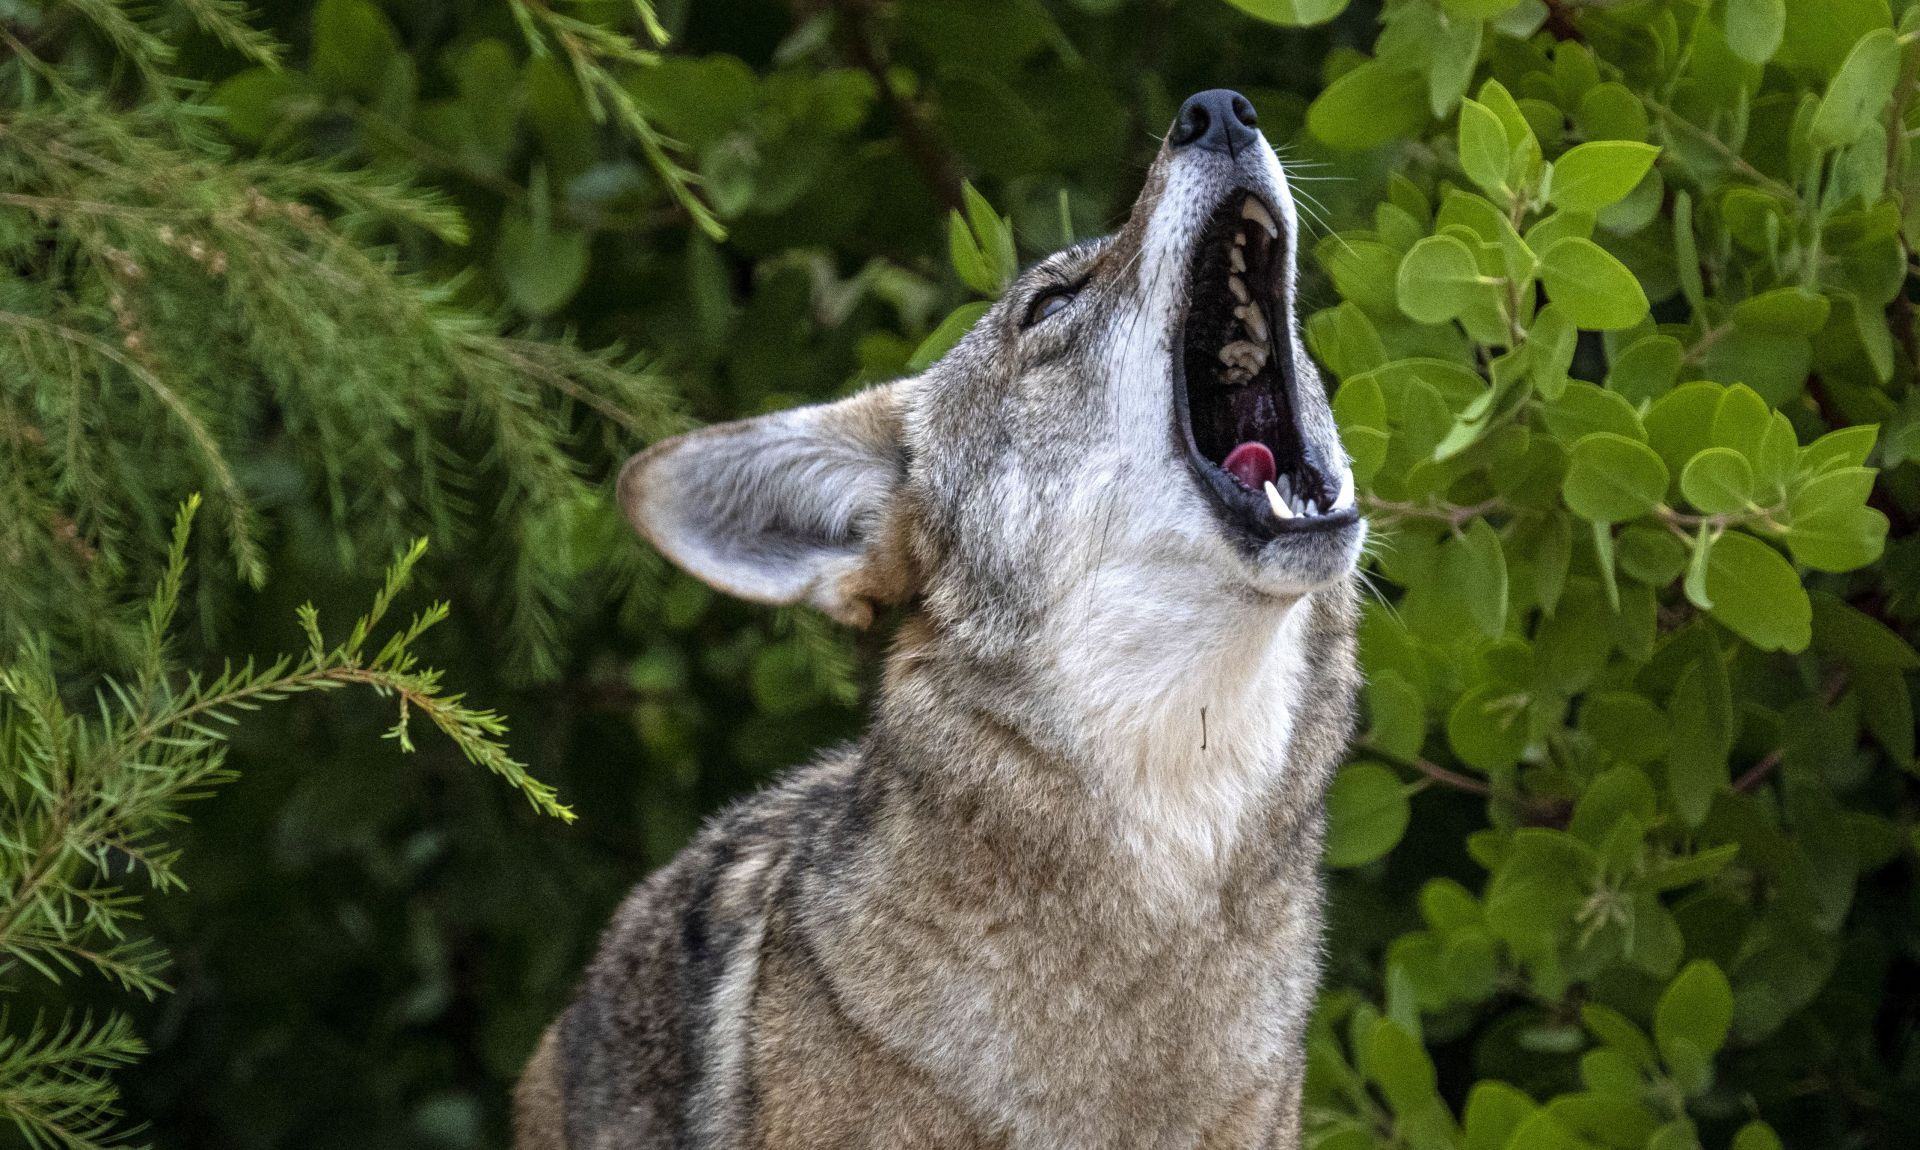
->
1174 190 1355 541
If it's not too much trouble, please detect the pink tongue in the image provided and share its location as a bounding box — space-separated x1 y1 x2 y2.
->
1221 442 1276 490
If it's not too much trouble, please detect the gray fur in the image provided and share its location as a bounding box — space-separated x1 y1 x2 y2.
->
518 113 1366 1149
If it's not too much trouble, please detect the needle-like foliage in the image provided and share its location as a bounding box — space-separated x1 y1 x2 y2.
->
0 499 569 1149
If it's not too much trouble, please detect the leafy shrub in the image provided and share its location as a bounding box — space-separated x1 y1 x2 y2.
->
1214 2 1920 1148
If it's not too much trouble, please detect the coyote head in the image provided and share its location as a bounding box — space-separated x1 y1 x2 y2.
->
623 91 1363 752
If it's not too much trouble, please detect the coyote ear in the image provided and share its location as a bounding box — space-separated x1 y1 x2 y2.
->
618 384 914 627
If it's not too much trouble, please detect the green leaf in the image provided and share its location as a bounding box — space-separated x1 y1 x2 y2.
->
214 68 315 144
1325 763 1413 867
1784 505 1890 572
1733 1121 1785 1150
951 182 1016 295
907 302 991 371
312 0 401 100
1367 1019 1442 1114
1655 959 1734 1077
1427 14 1483 118
948 211 998 295
1367 670 1427 760
1463 1081 1538 1150
1810 592 1920 668
1705 532 1812 652
1733 287 1832 335
1397 235 1487 324
1725 0 1787 65
1710 384 1773 460
1607 335 1683 404
1680 448 1755 514
1549 142 1661 212
1443 519 1509 636
495 214 590 318
1459 99 1512 196
1800 425 1879 474
1646 843 1742 892
1530 304 1577 399
1310 61 1433 149
1538 238 1650 330
1791 466 1876 520
1580 694 1670 764
1782 0 1892 78
1546 381 1645 443
1812 29 1902 150
1221 0 1350 26
1579 82 1650 142
1564 434 1669 523
1448 685 1528 773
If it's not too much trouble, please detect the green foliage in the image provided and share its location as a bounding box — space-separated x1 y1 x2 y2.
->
1 501 564 1147
1306 2 1920 1148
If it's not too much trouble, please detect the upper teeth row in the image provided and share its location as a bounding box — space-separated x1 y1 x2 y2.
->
1219 200 1280 384
1262 467 1356 522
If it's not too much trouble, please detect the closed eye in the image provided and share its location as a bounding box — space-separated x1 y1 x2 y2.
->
1025 286 1078 327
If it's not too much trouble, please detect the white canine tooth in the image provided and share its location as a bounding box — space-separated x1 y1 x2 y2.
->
1240 198 1280 238
1228 275 1249 304
1305 499 1320 517
1334 466 1355 510
1237 303 1268 342
1229 247 1247 273
1264 481 1294 520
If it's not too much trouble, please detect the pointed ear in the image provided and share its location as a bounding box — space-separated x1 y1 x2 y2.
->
618 384 915 627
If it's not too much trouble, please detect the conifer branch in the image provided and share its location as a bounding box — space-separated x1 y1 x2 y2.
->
0 501 569 1148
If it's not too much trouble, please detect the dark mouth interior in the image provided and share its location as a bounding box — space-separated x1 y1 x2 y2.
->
1178 190 1341 535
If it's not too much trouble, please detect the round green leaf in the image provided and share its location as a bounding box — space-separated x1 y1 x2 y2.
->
1655 959 1735 1066
1222 0 1350 26
1309 61 1432 150
1397 235 1485 324
1564 433 1670 523
1578 82 1650 142
1784 505 1890 572
1448 686 1529 773
1704 532 1812 652
1725 0 1787 65
1324 763 1413 867
1538 238 1650 330
1812 29 1901 149
1606 335 1683 404
1548 142 1661 212
1680 448 1755 514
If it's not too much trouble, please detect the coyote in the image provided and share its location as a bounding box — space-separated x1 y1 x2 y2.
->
517 89 1366 1149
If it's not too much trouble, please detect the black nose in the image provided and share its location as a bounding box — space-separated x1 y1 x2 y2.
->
1169 89 1260 156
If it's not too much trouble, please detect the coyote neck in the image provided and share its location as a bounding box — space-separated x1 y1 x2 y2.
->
863 586 1353 909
